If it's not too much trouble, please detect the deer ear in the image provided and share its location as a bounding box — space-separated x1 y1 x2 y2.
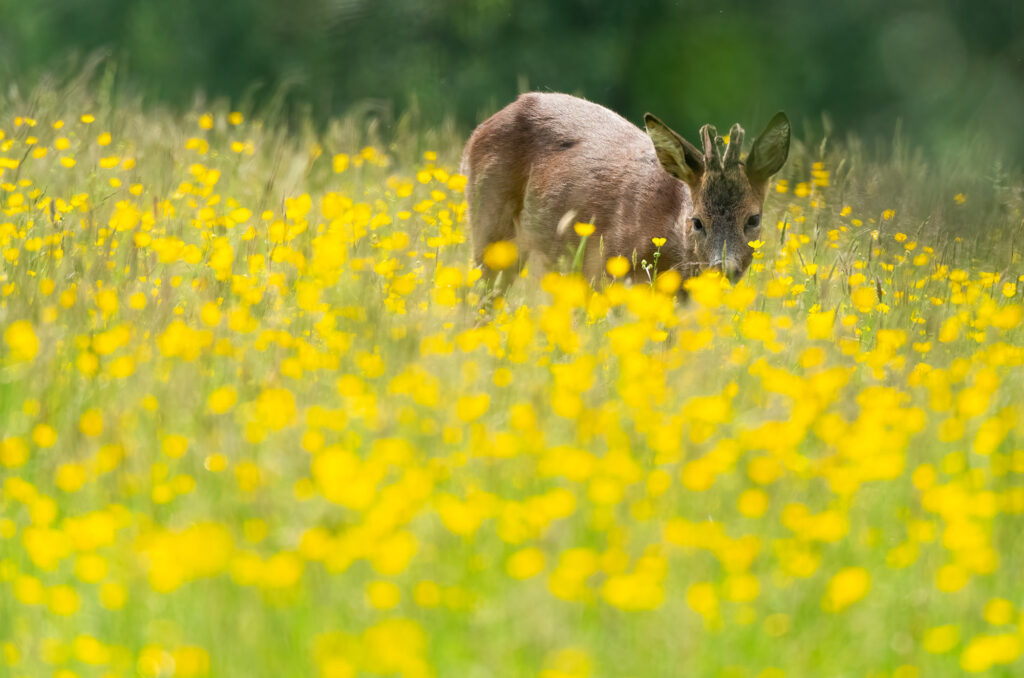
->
745 112 790 186
645 113 704 184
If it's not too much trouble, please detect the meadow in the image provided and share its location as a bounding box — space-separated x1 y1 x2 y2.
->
2 79 1024 678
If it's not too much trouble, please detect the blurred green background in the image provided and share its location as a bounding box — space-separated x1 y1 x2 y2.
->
1 0 1022 161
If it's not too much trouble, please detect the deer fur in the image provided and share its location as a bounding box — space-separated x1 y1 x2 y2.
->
461 92 790 293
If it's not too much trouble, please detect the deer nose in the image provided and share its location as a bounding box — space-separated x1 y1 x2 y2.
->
723 262 744 283
709 255 743 283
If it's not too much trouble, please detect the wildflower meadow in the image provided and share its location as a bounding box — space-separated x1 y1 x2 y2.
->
2 83 1024 678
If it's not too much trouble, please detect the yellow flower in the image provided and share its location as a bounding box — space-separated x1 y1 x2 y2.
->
74 553 109 583
365 580 401 610
541 648 592 678
1 436 29 468
255 388 297 430
199 113 214 130
991 304 1022 329
161 434 189 459
47 585 80 616
506 547 546 580
173 647 211 677
4 320 39 362
312 447 378 510
737 489 769 517
32 424 57 448
684 270 728 308
262 552 304 589
601 571 664 611
574 222 595 237
983 598 1015 626
806 309 835 339
447 173 468 192
960 633 1022 673
13 575 44 605
850 286 876 313
370 531 418 575
493 367 513 387
723 573 760 602
651 236 667 247
414 580 442 608
685 581 718 620
939 315 961 343
456 394 490 422
654 269 682 295
204 454 228 472
56 462 87 492
72 634 111 666
605 256 630 278
109 200 141 231
79 409 103 437
922 625 960 654
332 153 349 173
200 302 222 328
96 288 119 316
482 240 518 270
207 386 238 414
822 567 870 612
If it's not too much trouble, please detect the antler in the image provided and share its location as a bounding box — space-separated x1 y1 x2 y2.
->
700 124 723 172
723 123 745 167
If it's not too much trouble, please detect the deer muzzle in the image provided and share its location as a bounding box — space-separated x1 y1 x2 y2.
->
709 243 744 283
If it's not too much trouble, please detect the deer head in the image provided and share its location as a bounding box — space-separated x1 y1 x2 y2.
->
644 112 791 282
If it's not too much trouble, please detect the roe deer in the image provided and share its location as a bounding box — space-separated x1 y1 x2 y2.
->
461 92 790 294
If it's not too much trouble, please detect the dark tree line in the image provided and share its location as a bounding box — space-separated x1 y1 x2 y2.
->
2 0 1022 159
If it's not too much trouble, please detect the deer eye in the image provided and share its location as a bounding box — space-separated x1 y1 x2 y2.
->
746 214 762 229
691 217 705 233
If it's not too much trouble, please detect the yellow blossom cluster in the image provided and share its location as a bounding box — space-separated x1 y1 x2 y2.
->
1 97 1024 677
